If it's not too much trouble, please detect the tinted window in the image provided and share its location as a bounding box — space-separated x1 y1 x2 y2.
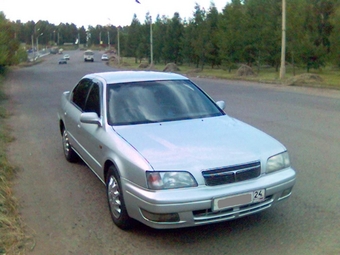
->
107 80 224 125
72 79 92 111
84 83 100 117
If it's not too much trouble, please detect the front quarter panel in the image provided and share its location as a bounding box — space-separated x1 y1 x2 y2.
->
101 127 152 187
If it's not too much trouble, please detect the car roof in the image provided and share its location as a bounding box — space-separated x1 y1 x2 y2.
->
83 71 189 84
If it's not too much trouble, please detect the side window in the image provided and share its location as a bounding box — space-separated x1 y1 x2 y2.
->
72 79 92 111
84 83 101 117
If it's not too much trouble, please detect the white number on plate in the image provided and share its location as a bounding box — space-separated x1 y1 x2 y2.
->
253 189 265 202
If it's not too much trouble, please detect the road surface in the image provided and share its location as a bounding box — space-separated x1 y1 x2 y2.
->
4 50 340 255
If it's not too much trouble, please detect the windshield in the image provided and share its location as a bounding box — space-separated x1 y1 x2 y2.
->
84 51 94 55
107 80 224 125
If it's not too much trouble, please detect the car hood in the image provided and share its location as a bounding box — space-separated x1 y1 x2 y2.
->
113 116 286 171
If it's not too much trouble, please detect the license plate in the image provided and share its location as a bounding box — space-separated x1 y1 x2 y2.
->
212 189 265 211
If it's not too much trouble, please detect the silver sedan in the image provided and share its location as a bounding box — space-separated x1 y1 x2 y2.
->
58 71 296 229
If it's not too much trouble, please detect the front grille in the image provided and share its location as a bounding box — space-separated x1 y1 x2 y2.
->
202 161 261 186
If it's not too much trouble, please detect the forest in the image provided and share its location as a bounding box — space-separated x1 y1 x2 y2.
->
1 0 340 73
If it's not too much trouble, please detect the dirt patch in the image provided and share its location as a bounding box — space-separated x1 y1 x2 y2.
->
286 73 323 86
138 62 149 69
163 63 180 72
236 64 256 77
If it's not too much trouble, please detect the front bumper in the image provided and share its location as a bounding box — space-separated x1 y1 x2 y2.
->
123 168 296 229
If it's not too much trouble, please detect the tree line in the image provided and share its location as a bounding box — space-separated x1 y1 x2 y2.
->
1 0 340 73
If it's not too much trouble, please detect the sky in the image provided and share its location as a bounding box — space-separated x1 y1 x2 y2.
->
1 0 229 27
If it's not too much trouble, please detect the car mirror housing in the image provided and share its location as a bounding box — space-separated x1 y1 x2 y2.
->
80 112 102 126
216 100 225 110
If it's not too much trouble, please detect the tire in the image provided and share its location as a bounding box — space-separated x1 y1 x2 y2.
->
62 129 78 162
106 166 133 230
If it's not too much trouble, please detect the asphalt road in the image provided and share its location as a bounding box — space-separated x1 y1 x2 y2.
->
4 50 340 255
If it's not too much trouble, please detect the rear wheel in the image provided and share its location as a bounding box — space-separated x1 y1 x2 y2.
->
62 129 78 162
106 166 133 230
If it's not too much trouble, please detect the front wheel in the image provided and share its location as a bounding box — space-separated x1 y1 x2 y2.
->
106 166 133 230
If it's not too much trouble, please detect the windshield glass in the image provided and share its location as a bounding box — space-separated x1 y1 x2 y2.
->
84 51 93 55
107 80 224 125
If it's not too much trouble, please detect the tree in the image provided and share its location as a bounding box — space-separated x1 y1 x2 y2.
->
78 26 87 46
162 12 184 64
329 3 340 66
245 0 282 71
217 0 247 71
0 12 19 71
125 14 142 63
190 4 209 69
180 20 197 65
290 0 334 71
205 3 221 68
152 15 167 64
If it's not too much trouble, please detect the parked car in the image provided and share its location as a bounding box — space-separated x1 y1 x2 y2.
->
58 58 67 64
63 54 70 60
101 54 109 61
58 71 296 229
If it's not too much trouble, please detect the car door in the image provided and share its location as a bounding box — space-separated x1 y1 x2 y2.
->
76 80 105 176
64 78 92 156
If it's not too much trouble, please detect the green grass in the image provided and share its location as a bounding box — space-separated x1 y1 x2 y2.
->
0 76 33 255
112 57 340 90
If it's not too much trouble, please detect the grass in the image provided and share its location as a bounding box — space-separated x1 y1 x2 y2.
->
0 76 33 255
111 57 340 90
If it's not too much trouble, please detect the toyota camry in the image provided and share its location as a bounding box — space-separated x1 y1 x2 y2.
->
58 71 296 229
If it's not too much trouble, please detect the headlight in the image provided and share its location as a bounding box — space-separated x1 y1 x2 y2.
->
266 151 290 173
146 171 198 190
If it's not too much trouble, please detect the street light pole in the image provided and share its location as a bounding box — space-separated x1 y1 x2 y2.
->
280 0 286 79
36 32 43 55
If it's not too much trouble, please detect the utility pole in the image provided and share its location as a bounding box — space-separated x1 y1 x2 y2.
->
280 0 286 79
31 34 34 60
150 16 153 66
108 31 110 50
117 27 120 65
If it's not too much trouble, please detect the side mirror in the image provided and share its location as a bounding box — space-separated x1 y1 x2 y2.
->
216 100 226 110
80 112 102 126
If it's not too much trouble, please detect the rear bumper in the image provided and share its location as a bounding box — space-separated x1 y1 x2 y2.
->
123 168 296 229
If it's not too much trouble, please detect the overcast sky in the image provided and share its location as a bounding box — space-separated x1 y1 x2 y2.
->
2 0 229 27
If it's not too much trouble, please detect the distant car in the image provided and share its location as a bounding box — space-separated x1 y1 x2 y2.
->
63 54 70 60
59 58 67 64
50 47 58 54
58 71 296 230
101 54 109 61
84 50 94 62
